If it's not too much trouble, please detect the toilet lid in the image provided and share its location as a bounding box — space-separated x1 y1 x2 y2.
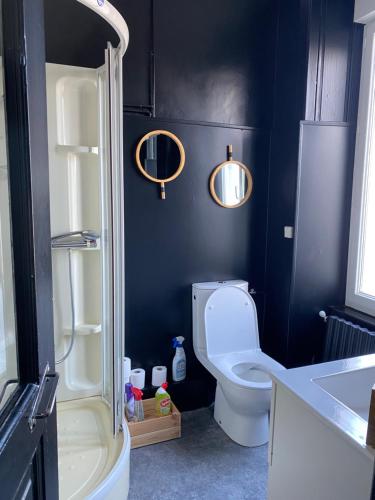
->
204 286 259 357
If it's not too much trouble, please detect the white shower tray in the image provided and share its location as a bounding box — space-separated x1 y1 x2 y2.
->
57 397 128 499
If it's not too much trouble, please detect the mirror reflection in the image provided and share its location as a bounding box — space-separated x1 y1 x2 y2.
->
210 160 253 208
139 134 181 180
214 163 248 206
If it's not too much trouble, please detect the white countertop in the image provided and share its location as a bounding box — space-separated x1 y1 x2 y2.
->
271 354 375 458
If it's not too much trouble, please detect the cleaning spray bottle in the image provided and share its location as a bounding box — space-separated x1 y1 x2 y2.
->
155 382 171 416
131 387 144 422
172 336 186 382
125 383 135 421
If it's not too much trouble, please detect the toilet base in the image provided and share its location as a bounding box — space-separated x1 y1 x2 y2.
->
213 383 269 447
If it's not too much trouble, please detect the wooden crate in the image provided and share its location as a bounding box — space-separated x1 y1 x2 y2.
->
127 398 181 449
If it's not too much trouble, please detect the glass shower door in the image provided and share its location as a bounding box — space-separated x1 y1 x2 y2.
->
99 42 124 436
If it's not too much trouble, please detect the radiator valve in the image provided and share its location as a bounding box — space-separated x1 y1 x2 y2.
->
319 310 327 322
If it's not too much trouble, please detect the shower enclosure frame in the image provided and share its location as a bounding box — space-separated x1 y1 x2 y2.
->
80 0 129 437
46 0 131 496
48 0 129 438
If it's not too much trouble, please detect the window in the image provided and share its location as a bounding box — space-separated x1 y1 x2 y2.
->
346 20 375 316
0 52 18 408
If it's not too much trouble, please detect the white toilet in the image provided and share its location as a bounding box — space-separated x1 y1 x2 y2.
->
192 280 285 447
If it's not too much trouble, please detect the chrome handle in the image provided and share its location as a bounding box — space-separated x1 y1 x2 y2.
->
28 363 58 431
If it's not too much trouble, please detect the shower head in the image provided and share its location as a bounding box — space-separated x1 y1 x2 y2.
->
51 230 100 249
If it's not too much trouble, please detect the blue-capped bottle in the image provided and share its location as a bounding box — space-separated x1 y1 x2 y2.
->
172 336 186 382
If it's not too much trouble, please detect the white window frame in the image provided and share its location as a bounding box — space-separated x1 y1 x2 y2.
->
346 18 375 317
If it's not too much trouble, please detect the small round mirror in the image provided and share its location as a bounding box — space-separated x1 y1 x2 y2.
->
210 160 253 208
135 130 185 199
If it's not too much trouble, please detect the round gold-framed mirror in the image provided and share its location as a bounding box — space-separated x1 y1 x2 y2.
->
209 145 253 208
135 129 186 199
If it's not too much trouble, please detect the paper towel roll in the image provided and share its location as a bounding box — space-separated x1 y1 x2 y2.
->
130 368 145 389
123 357 131 384
152 366 167 387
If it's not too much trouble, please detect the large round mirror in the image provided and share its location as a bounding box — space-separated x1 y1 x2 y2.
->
135 130 185 199
210 160 253 208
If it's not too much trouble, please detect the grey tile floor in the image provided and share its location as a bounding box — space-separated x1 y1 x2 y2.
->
128 407 268 500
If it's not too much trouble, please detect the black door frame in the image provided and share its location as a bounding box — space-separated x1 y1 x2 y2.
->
0 0 58 498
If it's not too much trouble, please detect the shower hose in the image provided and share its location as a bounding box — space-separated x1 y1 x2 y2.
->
56 249 76 364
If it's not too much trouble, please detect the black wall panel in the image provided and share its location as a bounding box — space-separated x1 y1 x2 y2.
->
44 0 118 68
263 126 300 364
319 0 355 122
263 0 308 364
288 122 353 365
113 0 152 108
305 0 362 123
45 0 277 127
153 0 277 126
124 116 270 406
263 0 360 367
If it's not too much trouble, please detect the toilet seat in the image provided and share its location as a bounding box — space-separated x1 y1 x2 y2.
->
204 286 259 357
209 349 283 390
203 286 284 390
232 364 271 384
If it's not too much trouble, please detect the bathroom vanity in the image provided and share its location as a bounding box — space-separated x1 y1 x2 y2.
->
268 355 375 500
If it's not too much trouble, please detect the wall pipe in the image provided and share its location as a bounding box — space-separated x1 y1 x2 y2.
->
124 0 156 117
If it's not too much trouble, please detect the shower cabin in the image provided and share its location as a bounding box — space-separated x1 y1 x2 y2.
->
45 1 129 498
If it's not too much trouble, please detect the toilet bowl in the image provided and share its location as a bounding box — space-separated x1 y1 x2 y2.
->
192 280 285 447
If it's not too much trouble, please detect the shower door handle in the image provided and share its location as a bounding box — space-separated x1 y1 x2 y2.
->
28 363 59 431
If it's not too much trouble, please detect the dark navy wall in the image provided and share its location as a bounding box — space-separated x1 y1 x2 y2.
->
44 0 362 407
288 122 354 365
263 0 362 367
120 0 277 409
124 117 270 408
262 0 310 363
44 0 118 67
152 0 276 127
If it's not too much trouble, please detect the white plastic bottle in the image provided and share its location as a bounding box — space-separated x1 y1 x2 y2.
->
172 336 186 382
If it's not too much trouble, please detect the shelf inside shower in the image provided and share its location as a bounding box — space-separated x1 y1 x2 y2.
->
56 144 99 155
63 323 101 336
52 245 101 251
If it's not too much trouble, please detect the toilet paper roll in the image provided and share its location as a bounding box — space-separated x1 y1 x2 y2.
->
123 357 131 384
130 368 145 389
152 366 167 387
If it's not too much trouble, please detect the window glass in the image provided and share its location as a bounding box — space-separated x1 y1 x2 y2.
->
0 20 19 410
359 104 375 298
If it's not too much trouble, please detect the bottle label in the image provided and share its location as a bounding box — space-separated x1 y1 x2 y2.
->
176 359 186 379
160 397 171 408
